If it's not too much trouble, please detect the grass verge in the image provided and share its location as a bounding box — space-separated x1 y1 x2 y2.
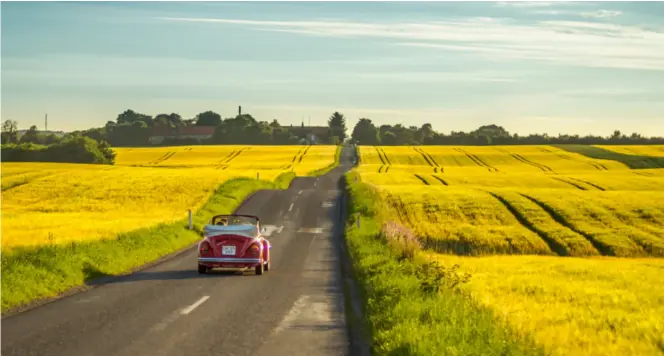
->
1 172 296 314
343 171 545 356
308 145 342 176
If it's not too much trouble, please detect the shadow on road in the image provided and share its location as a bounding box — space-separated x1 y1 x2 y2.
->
85 269 252 285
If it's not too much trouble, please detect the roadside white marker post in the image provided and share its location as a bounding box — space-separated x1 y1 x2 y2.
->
188 209 193 230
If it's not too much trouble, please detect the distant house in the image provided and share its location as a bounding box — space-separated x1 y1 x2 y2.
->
148 125 216 145
289 126 331 144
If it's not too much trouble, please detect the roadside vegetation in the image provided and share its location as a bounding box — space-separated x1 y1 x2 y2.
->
345 145 664 355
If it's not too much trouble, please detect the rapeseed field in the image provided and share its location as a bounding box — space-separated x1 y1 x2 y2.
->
428 253 664 356
113 144 337 175
1 145 337 250
354 144 664 356
596 144 664 157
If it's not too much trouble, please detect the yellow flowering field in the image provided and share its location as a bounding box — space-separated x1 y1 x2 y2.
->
596 145 664 157
354 144 664 355
114 144 338 175
428 253 664 356
1 145 338 250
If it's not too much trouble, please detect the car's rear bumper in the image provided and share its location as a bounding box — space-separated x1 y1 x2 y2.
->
198 257 261 268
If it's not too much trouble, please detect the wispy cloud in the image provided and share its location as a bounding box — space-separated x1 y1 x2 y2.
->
353 71 520 83
494 2 557 8
530 116 595 123
158 16 664 71
580 10 622 19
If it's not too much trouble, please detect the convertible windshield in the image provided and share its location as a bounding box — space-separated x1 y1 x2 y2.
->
210 215 258 226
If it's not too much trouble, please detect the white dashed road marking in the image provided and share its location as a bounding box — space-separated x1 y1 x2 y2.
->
297 227 323 234
181 296 209 315
288 203 294 212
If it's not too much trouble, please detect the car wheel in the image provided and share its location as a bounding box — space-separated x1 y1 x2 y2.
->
264 257 270 271
255 260 264 275
198 265 208 274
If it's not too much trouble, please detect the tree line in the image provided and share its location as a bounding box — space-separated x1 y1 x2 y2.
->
1 110 349 147
43 110 346 147
2 109 663 165
350 120 664 146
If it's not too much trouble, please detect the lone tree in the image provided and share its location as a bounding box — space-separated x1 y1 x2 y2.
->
327 111 347 143
351 118 380 145
194 111 222 126
1 119 19 144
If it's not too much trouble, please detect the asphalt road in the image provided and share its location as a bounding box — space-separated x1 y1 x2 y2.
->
2 145 357 356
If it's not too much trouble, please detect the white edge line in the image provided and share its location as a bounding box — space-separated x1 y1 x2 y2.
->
288 203 294 212
181 296 210 315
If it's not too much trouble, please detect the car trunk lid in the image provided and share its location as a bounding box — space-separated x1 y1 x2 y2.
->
209 234 255 257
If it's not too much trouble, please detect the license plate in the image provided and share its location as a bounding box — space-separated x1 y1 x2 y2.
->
222 246 236 255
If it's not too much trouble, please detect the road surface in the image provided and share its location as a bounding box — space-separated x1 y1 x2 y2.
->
2 145 357 356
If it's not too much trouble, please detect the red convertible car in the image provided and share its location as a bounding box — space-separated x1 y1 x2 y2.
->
197 214 271 275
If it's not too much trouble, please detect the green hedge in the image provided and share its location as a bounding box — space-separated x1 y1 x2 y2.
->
1 136 116 165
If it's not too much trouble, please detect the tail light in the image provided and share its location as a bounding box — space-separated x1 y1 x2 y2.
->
248 243 261 257
200 242 211 255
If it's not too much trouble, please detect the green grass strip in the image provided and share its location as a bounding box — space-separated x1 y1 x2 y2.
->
343 171 546 356
1 172 296 314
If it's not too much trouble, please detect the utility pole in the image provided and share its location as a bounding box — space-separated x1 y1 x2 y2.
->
238 106 242 116
45 113 48 131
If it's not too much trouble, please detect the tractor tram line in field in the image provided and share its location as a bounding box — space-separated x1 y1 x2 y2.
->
549 177 590 190
413 147 443 173
494 147 553 173
149 151 176 165
219 149 238 163
224 147 249 164
431 175 449 186
518 194 616 256
485 191 571 256
413 174 430 185
280 145 312 170
633 171 655 177
534 146 609 171
453 148 499 172
565 177 606 191
374 146 392 173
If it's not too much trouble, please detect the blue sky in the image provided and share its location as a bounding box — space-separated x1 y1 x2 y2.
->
2 1 664 136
